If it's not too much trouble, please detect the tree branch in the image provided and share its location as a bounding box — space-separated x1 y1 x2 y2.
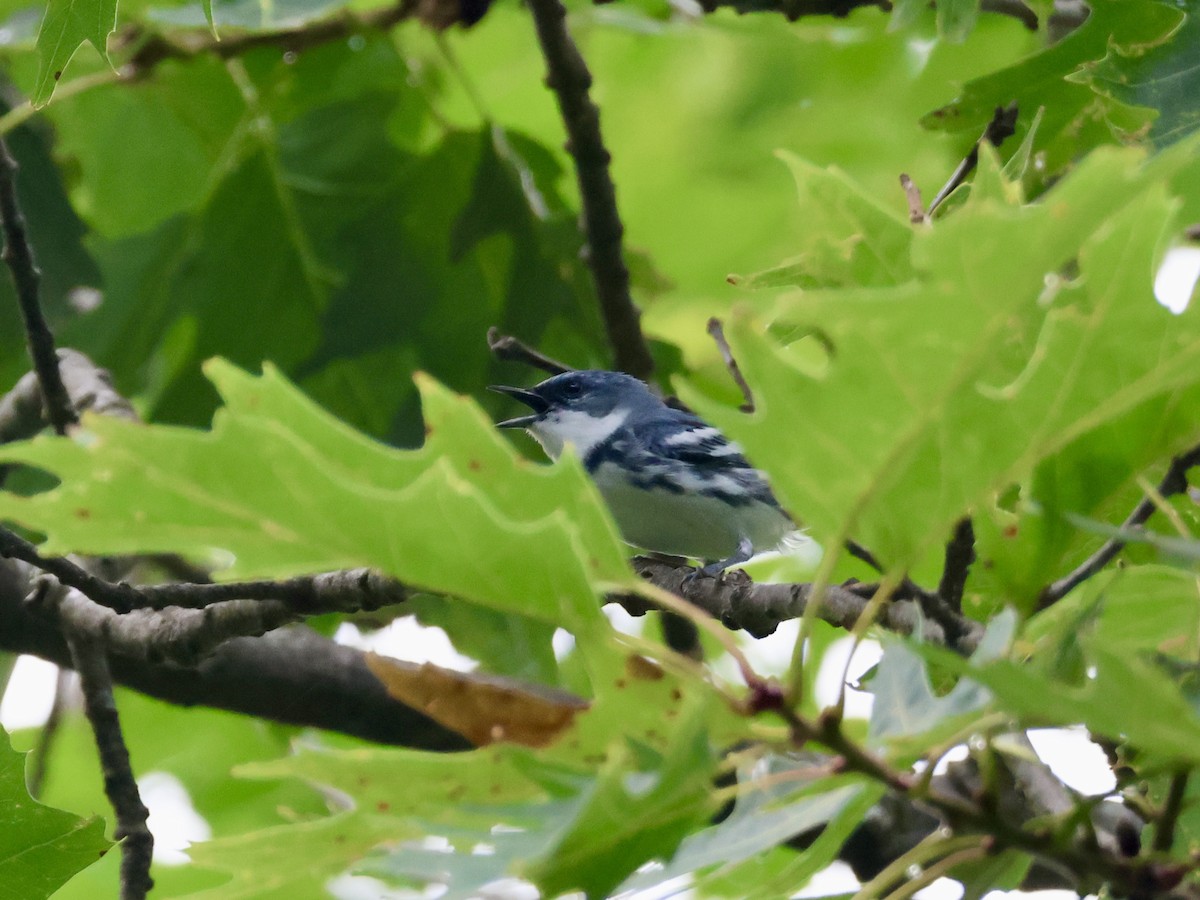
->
786 710 1171 897
707 317 755 412
691 0 1085 34
5 0 1080 138
63 624 153 900
119 0 418 72
486 327 572 375
937 517 975 613
0 525 408 616
0 138 75 437
526 0 655 380
2 515 983 656
694 0 885 19
0 559 468 749
622 557 984 651
0 137 152 900
926 103 1019 217
4 552 1163 891
27 579 301 666
1038 443 1200 610
979 0 1038 29
0 349 137 444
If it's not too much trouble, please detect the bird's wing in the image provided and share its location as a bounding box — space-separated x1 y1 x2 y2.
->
634 413 782 508
641 413 749 463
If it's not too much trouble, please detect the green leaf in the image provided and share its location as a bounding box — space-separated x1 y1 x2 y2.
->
1064 515 1200 562
0 363 631 634
922 0 1182 174
888 0 926 32
620 764 877 894
48 58 245 238
0 656 15 702
409 594 560 685
526 695 718 899
46 38 604 433
234 745 549 823
933 642 1200 764
967 380 1200 608
232 686 720 897
732 152 913 291
27 689 325 841
236 748 587 898
1079 0 1200 145
183 812 401 899
868 622 1004 747
234 679 727 899
148 0 349 31
32 0 116 106
718 779 884 898
685 144 1200 570
355 796 581 900
0 727 110 899
68 144 331 425
937 0 978 42
1027 566 1200 659
957 850 1032 900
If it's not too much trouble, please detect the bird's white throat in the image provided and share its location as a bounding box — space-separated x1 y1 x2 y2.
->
527 408 629 460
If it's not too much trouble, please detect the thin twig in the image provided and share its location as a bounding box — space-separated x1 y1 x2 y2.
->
882 844 992 900
120 0 417 72
1153 770 1189 853
695 0 884 18
0 524 408 615
0 349 137 444
525 0 655 380
707 317 754 412
486 327 572 375
784 707 1184 898
926 103 1019 217
850 833 977 900
898 174 926 225
840 539 972 645
26 581 300 666
0 70 124 138
845 538 885 573
795 707 916 794
63 627 153 900
0 138 75 436
1038 444 1200 609
979 0 1039 29
26 667 70 797
937 517 975 613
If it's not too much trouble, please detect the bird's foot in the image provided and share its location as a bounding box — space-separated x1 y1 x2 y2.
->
681 538 755 587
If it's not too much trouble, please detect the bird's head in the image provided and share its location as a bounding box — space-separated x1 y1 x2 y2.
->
490 370 656 459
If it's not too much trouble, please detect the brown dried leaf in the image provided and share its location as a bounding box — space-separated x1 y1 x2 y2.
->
366 652 590 748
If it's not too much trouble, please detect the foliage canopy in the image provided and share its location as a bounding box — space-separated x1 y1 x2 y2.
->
1 0 1200 897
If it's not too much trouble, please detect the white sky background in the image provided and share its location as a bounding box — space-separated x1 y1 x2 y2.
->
3 251 1193 896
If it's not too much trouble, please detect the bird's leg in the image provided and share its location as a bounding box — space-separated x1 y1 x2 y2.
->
685 537 754 584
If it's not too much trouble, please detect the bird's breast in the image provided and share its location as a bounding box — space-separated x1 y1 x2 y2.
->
590 461 791 560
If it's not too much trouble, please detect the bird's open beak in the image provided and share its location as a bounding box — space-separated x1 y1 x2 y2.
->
488 385 548 429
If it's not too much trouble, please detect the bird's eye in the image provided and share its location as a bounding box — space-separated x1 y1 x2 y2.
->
562 378 583 399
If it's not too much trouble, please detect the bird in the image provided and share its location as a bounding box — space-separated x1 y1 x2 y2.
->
490 369 794 576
